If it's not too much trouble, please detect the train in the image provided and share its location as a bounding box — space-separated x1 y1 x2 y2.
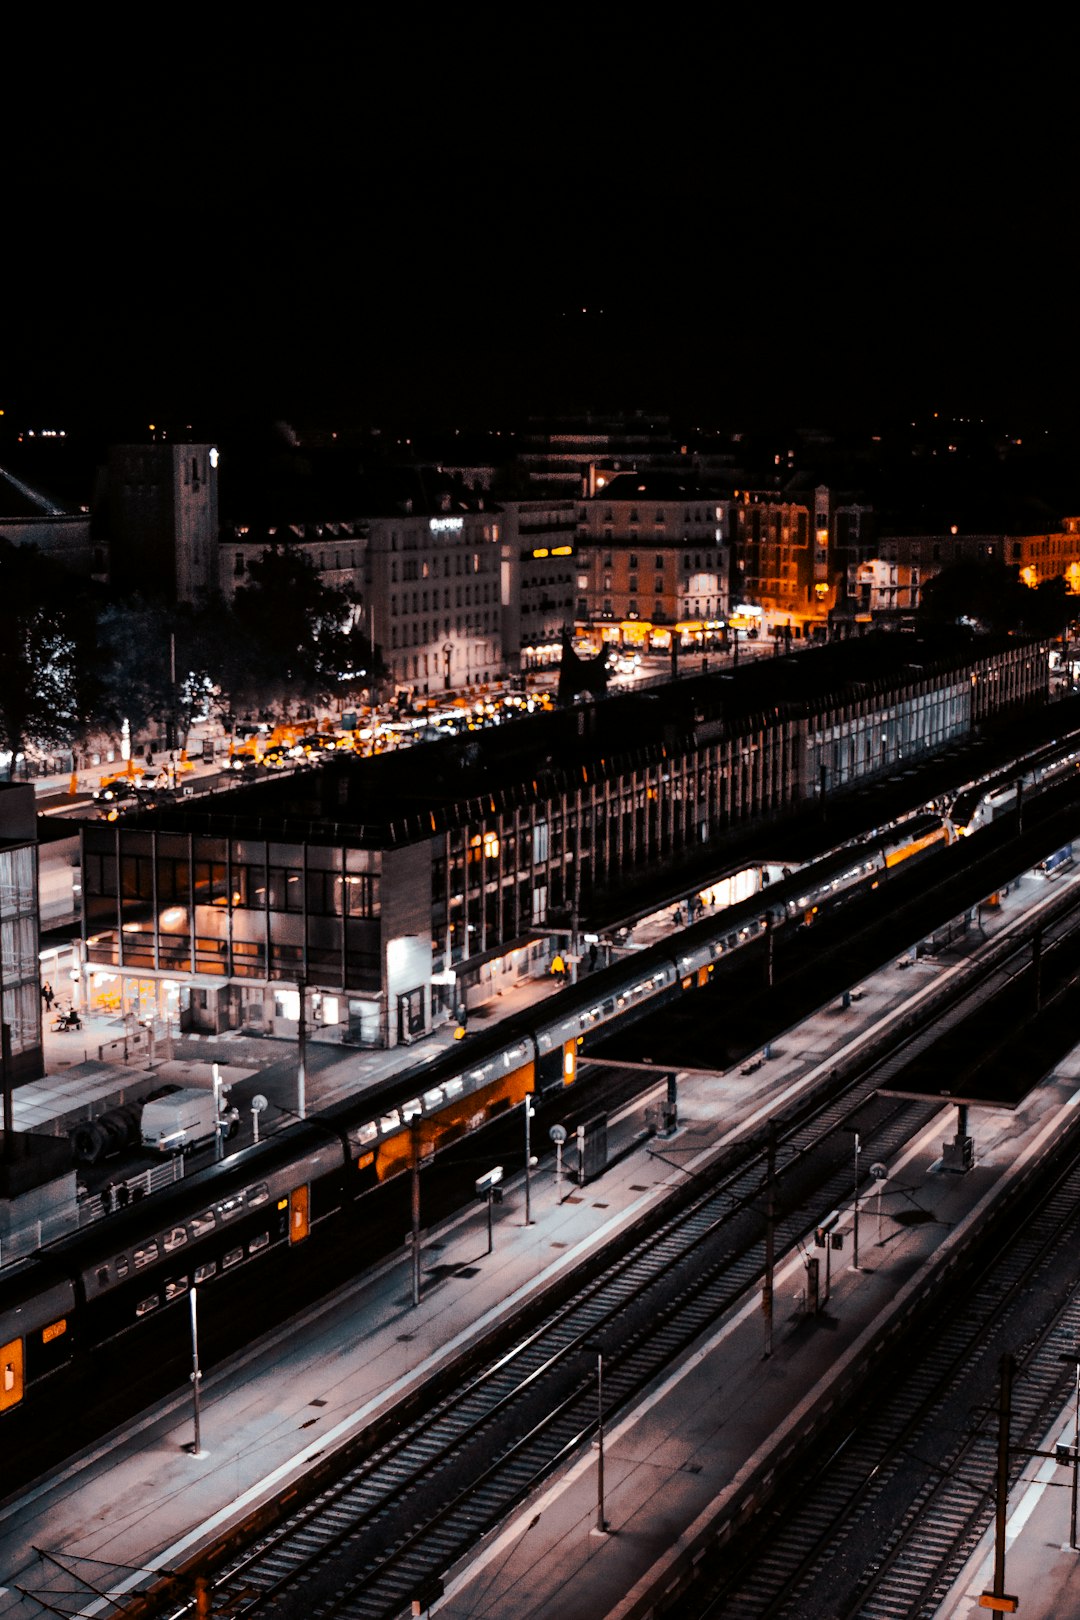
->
0 807 970 1427
10 720 1080 1433
948 736 1080 836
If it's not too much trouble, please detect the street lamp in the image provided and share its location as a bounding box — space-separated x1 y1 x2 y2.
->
524 1093 537 1225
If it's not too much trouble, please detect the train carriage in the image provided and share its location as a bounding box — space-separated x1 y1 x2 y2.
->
71 1132 348 1344
0 1258 77 1414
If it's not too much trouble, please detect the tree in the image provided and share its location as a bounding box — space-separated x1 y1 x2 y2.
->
229 547 357 718
920 560 1075 640
1020 575 1072 640
919 561 1028 634
93 599 176 752
0 542 99 775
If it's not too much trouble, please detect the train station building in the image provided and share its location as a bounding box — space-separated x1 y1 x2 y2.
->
80 633 1048 1049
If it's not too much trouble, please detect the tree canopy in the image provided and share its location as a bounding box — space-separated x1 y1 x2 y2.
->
230 547 361 717
0 542 100 772
919 560 1074 638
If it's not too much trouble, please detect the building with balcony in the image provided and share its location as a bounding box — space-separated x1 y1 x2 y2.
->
576 473 728 647
731 485 873 631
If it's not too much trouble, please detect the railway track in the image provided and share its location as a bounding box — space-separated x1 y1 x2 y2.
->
163 883 1080 1620
203 1079 934 1620
682 1100 1080 1619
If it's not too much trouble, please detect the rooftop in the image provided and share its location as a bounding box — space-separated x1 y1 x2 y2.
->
118 631 1035 850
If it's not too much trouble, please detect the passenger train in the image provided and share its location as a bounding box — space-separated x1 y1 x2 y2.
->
6 730 1080 1423
948 736 1080 836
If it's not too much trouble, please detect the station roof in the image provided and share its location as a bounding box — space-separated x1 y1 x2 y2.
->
129 629 1037 850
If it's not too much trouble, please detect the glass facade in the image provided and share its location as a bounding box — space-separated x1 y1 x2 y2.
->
1 841 41 1076
83 827 381 992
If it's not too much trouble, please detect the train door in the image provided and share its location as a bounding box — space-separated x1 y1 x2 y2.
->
1 1337 24 1411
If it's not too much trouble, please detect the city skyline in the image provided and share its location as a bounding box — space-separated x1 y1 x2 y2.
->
5 27 1078 434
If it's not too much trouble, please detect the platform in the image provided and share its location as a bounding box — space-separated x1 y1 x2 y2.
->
4 884 1080 1620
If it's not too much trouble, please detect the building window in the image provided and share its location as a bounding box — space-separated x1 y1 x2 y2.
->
532 821 549 863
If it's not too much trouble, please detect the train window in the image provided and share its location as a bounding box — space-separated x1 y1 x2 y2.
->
422 1088 444 1109
164 1277 188 1302
135 1295 159 1318
443 1077 463 1097
246 1183 270 1208
133 1242 160 1270
249 1232 270 1254
223 1247 243 1269
189 1210 217 1238
379 1109 401 1133
194 1261 217 1283
401 1099 421 1122
115 1257 129 1278
354 1122 378 1146
96 1266 109 1288
162 1227 188 1253
356 1151 374 1171
219 1196 244 1221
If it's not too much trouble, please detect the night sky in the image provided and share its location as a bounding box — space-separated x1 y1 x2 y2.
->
5 24 1077 435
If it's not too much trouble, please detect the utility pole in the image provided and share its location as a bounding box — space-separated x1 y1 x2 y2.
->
410 1117 422 1307
762 1121 776 1358
595 1352 608 1533
296 974 307 1120
1 901 12 1163
570 790 582 985
851 1131 861 1271
1069 1352 1080 1552
980 1353 1018 1613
